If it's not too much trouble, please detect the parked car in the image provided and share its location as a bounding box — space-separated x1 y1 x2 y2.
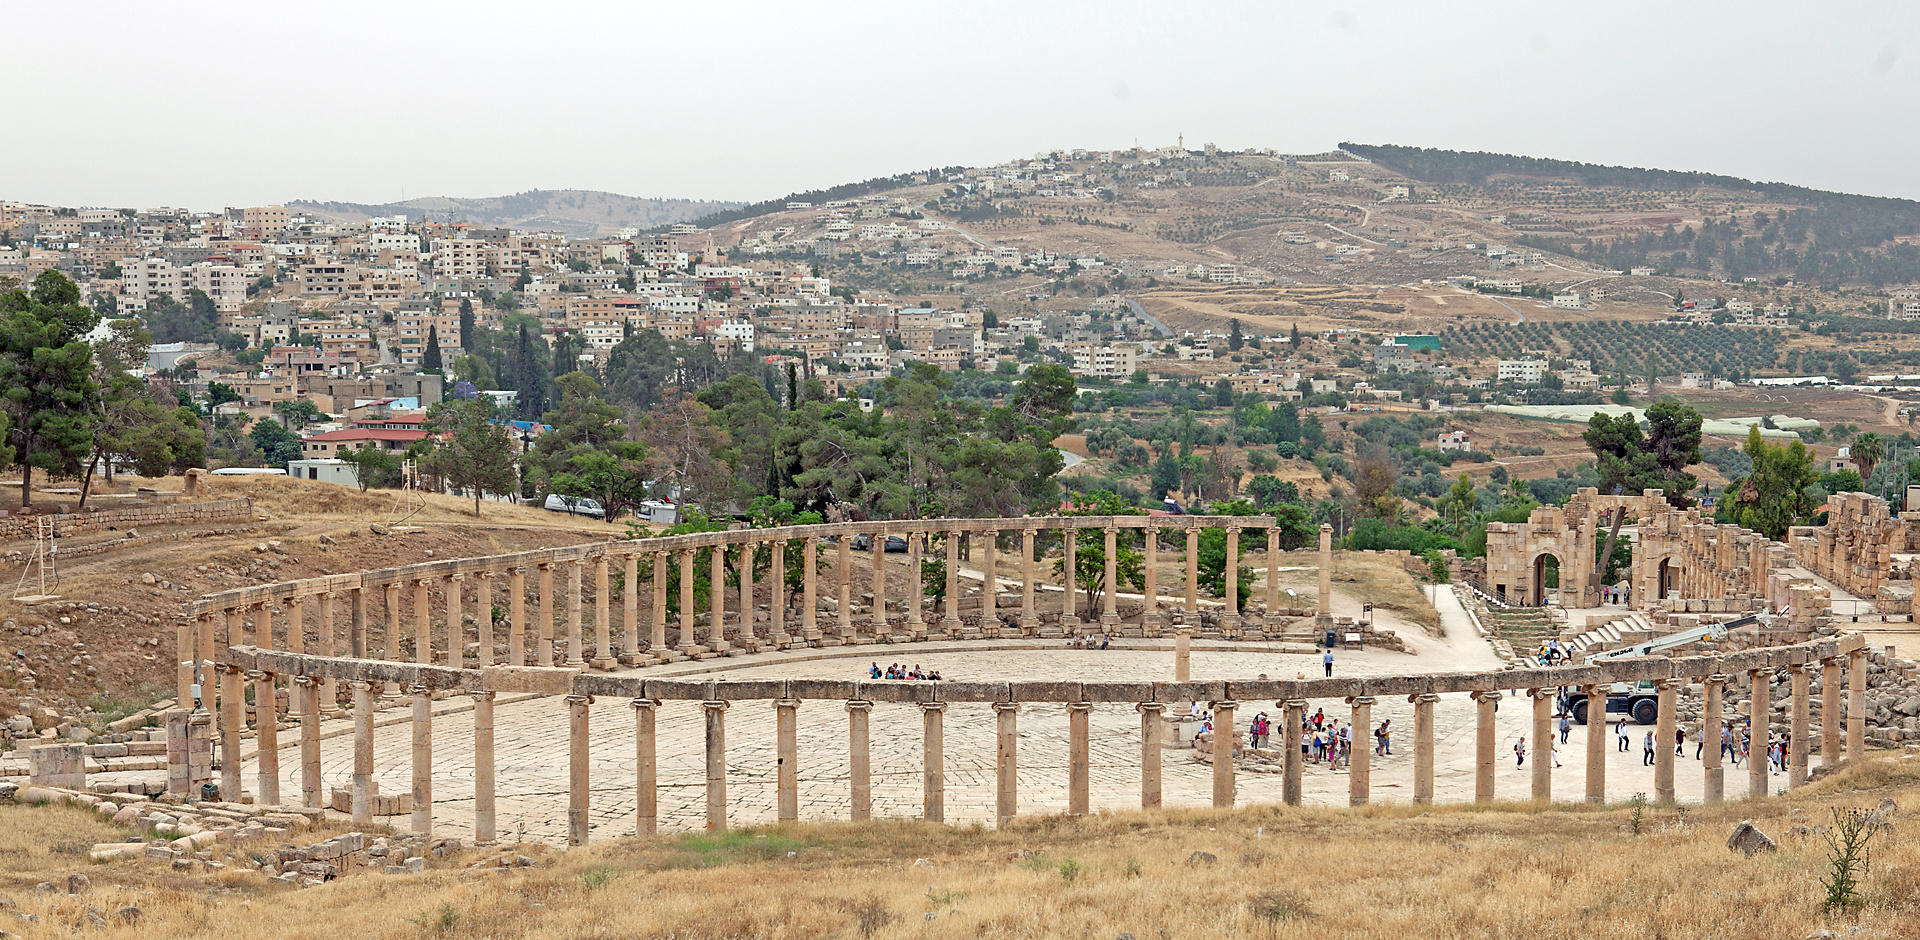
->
850 534 909 552
544 494 605 518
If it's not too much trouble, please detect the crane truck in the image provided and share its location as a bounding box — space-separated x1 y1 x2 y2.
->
1561 614 1754 724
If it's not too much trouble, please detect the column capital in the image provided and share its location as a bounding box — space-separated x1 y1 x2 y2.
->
1280 698 1308 711
565 693 594 706
1655 677 1688 690
348 680 372 692
1226 524 1241 533
1706 673 1732 685
702 699 729 713
1528 687 1558 701
1410 692 1442 705
918 701 948 714
1746 666 1770 678
1786 662 1809 674
411 684 433 696
448 572 465 582
1213 699 1239 710
993 701 1020 714
1469 689 1502 703
245 669 267 681
774 698 801 710
469 689 495 702
1345 695 1376 707
630 698 661 712
846 700 875 714
292 675 316 688
416 576 434 586
475 570 494 581
1135 701 1167 715
1067 702 1093 714
1103 524 1118 533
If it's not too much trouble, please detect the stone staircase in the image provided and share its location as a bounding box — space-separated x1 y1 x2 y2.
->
1565 610 1657 654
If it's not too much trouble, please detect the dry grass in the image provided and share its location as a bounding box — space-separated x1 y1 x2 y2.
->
9 757 1919 938
199 475 625 533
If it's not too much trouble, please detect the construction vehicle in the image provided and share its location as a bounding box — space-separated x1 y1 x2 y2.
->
1561 615 1753 724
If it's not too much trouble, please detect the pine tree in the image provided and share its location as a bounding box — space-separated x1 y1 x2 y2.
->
1228 318 1243 351
0 271 100 507
423 323 443 371
458 297 474 351
1289 323 1302 348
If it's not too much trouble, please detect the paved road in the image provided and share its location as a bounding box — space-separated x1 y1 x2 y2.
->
1122 298 1174 338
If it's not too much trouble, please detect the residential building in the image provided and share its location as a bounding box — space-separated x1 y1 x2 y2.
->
1496 359 1547 384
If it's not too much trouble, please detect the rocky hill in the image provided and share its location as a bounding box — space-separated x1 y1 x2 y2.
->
291 190 740 238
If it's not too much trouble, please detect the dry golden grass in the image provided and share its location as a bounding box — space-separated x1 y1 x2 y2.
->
11 758 1919 938
186 474 626 533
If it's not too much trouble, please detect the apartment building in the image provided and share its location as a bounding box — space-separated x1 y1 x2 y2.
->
242 205 291 233
119 258 249 312
431 238 490 279
1496 359 1547 384
298 262 351 297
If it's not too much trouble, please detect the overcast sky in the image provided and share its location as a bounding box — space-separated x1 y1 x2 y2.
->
6 2 1917 209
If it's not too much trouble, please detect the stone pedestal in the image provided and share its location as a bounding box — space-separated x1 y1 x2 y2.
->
1347 696 1373 806
1471 690 1498 804
1067 702 1091 816
1654 678 1679 803
1412 693 1439 805
994 702 1019 826
633 699 659 836
1137 702 1164 810
472 691 495 843
920 702 946 823
703 700 728 831
29 743 84 789
776 699 800 822
848 700 873 821
1702 676 1725 805
1211 700 1236 808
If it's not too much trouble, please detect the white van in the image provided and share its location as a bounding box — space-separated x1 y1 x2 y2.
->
543 494 605 518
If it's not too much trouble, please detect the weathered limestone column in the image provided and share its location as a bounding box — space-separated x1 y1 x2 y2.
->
1264 526 1281 630
1282 698 1305 806
566 559 587 667
1174 629 1191 681
847 700 873 820
737 541 755 644
1413 692 1439 805
177 617 198 708
537 563 555 666
704 699 728 831
1530 688 1553 801
472 690 495 844
921 702 946 823
411 685 432 836
1101 526 1120 630
351 680 373 824
1848 647 1867 759
1185 526 1200 615
836 535 853 640
1137 702 1165 809
1212 699 1236 808
769 539 788 645
414 579 433 665
383 581 402 679
594 554 613 669
251 670 280 805
1789 663 1810 788
1318 523 1334 625
296 676 321 809
1223 526 1240 618
1142 525 1159 627
1472 690 1499 804
904 532 924 639
1347 695 1374 806
347 586 365 661
942 530 963 636
475 572 494 667
1749 669 1770 799
1655 678 1679 803
1020 527 1039 634
1821 656 1841 767
801 539 821 643
651 552 669 654
320 592 341 713
1067 702 1091 815
678 549 697 655
220 665 244 801
444 574 462 668
623 553 639 660
567 694 591 845
1059 523 1078 634
633 698 659 836
978 528 997 637
285 596 303 657
869 532 888 639
776 698 800 822
1703 675 1727 805
508 567 526 666
257 601 274 650
995 701 1020 826
1586 684 1607 804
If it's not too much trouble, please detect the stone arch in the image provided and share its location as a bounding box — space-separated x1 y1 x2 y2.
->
1531 552 1563 607
1656 556 1682 601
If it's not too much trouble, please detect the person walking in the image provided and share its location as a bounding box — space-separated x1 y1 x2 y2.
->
1675 727 1686 757
1376 719 1392 756
1643 731 1656 767
1617 715 1630 752
1558 714 1572 744
1323 649 1334 677
1514 736 1527 768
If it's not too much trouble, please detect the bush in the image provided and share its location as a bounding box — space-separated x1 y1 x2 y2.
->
1345 518 1464 554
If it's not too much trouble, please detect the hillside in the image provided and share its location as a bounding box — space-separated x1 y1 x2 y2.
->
291 190 740 238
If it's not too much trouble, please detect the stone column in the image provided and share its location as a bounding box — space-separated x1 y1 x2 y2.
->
1174 629 1191 681
472 690 495 844
257 601 274 650
836 535 853 640
1212 699 1236 808
567 694 591 845
1413 692 1439 805
904 532 924 640
624 553 640 660
994 702 1019 826
252 670 280 805
1223 526 1240 619
704 700 728 830
1059 524 1078 634
177 617 197 708
220 665 244 802
348 586 365 661
411 685 432 836
414 579 433 665
738 541 755 644
508 568 526 667
1068 702 1092 815
652 552 669 655
776 698 800 822
1143 526 1159 628
1137 702 1165 810
979 528 996 637
296 676 321 809
770 539 789 646
942 530 962 636
1282 698 1305 806
1530 688 1553 802
537 563 555 666
847 700 873 821
869 532 887 639
1749 669 1769 799
1655 678 1679 803
1318 523 1334 625
678 549 697 655
1101 527 1120 630
476 572 494 667
1185 526 1200 615
802 539 821 643
351 680 373 824
321 593 340 714
1789 663 1810 788
1586 684 1607 804
567 560 587 667
633 699 659 836
384 582 402 676
444 575 462 668
1347 696 1374 806
1821 656 1841 768
1020 527 1039 634
1703 675 1726 805
921 702 946 823
1848 648 1867 759
1472 690 1499 804
594 555 613 669
286 596 303 657
1265 526 1281 629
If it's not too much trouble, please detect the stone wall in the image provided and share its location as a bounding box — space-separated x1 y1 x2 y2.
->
0 498 254 543
1789 492 1919 615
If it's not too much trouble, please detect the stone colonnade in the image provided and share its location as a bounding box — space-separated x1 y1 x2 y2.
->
213 631 1867 844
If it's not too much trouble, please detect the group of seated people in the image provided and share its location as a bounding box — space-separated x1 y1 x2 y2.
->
1068 634 1111 650
870 662 943 681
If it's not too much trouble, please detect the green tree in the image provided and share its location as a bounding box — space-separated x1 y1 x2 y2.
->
1246 473 1298 508
1730 425 1818 539
1289 323 1301 348
0 270 100 506
273 398 327 430
425 395 520 517
1013 362 1077 434
339 442 401 492
1850 432 1884 481
250 418 302 468
458 298 475 351
423 323 443 372
1583 400 1702 581
1053 491 1145 612
1228 318 1244 351
536 371 650 517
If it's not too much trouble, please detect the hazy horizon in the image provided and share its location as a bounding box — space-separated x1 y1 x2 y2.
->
6 2 1917 209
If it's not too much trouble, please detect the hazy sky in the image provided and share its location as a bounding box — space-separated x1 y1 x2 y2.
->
7 2 1918 209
